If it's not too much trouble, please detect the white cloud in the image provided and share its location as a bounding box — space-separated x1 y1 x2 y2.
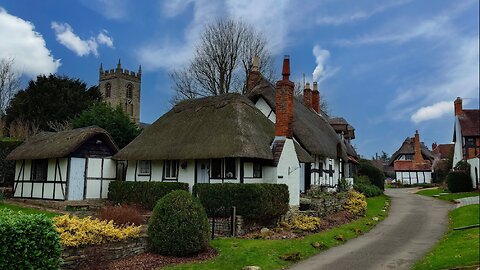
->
312 45 330 82
51 22 114 57
411 101 452 123
80 0 128 20
0 8 60 77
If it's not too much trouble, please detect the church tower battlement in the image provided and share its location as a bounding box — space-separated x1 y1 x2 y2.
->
99 59 141 124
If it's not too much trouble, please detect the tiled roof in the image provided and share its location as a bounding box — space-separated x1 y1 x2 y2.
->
394 160 432 171
432 144 454 159
459 110 480 137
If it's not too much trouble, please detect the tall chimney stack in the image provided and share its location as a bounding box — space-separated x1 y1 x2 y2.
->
303 83 312 109
246 56 261 94
414 130 425 163
454 97 463 116
275 55 294 138
312 82 319 113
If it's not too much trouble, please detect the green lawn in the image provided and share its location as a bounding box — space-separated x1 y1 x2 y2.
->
413 204 480 270
416 188 479 202
0 202 59 218
165 195 389 270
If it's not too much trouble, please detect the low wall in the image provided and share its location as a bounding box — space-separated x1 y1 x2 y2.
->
61 237 147 269
301 191 347 217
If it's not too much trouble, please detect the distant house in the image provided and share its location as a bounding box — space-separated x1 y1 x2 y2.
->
114 57 313 206
452 97 479 189
389 131 434 184
246 58 348 192
6 126 118 200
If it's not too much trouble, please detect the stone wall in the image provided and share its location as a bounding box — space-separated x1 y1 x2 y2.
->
61 237 147 269
300 191 347 217
208 215 245 238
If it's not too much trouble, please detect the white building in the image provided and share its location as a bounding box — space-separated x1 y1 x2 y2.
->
7 126 119 200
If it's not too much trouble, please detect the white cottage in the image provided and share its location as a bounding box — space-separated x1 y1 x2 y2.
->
6 126 119 200
114 57 314 206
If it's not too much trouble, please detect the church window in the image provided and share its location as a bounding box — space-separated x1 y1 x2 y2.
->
105 83 111 98
126 84 133 99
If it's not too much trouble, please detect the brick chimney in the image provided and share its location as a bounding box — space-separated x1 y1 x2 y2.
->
454 97 463 116
275 55 294 138
414 130 425 163
246 56 261 94
432 142 437 151
312 81 319 113
303 83 312 109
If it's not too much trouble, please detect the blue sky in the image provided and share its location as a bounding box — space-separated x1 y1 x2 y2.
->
0 0 478 158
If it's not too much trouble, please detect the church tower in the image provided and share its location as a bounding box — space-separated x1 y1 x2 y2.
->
99 59 141 124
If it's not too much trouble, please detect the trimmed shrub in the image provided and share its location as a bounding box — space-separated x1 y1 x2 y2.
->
53 214 142 247
148 190 209 257
193 183 289 221
97 204 146 226
0 209 62 270
446 171 473 193
108 181 189 210
343 190 367 216
282 214 321 231
353 182 383 197
358 159 385 190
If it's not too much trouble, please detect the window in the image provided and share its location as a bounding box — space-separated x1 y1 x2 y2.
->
138 160 150 175
163 160 178 179
466 137 475 147
210 159 222 178
126 84 133 99
105 82 111 98
253 162 262 178
210 158 237 179
31 159 48 181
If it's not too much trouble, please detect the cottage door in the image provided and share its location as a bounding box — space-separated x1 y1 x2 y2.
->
68 158 86 200
196 159 209 183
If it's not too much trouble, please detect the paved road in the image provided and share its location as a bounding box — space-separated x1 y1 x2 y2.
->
289 188 453 270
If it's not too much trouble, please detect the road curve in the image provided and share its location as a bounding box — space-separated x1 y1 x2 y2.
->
288 188 453 270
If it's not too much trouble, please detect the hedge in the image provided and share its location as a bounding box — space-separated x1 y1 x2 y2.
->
193 183 289 221
0 138 23 187
0 209 62 270
107 181 189 210
353 182 383 197
447 171 472 193
358 159 385 190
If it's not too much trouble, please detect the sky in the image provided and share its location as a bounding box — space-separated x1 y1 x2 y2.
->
0 0 478 158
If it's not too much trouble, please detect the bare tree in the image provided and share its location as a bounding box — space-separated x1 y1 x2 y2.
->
170 19 273 104
0 58 20 116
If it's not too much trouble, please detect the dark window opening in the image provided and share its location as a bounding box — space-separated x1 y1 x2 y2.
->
126 84 133 99
224 158 236 179
253 162 262 178
210 158 237 179
163 160 178 179
465 137 475 147
210 159 222 178
31 159 48 182
138 160 151 175
105 82 111 98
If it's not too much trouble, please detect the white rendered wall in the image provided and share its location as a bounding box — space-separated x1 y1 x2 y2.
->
453 117 464 168
276 138 300 206
255 97 276 123
395 171 432 184
467 157 479 189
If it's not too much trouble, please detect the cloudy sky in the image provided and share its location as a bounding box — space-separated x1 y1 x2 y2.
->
0 0 478 158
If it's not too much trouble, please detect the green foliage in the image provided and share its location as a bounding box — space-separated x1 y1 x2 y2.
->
416 188 479 202
353 182 383 198
453 160 470 171
0 202 59 218
71 102 140 148
5 74 101 131
358 159 385 190
0 209 62 270
336 178 352 192
446 171 472 193
193 183 289 221
108 181 189 210
0 138 23 187
148 190 209 257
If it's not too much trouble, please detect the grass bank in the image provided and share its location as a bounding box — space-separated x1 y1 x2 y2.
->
165 195 389 270
413 204 479 270
0 202 59 218
416 188 479 202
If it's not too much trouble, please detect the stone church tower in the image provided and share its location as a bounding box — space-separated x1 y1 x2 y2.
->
99 59 141 124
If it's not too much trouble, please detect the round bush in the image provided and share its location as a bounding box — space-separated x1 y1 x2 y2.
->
447 171 472 193
148 190 209 256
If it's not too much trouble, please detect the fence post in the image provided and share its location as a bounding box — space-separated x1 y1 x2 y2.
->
211 217 215 240
231 206 236 237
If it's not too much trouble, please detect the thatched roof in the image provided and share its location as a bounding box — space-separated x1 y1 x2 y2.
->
247 79 348 160
114 93 284 161
6 126 118 160
389 137 434 165
344 139 358 158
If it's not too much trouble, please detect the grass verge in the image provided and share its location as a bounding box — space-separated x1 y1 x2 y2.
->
164 195 389 270
413 204 480 270
0 202 59 218
416 188 479 202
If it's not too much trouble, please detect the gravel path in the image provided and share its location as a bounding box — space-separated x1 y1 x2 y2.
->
288 188 453 270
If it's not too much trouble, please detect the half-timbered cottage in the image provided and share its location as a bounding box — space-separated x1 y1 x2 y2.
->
389 130 434 184
6 126 118 200
114 57 313 205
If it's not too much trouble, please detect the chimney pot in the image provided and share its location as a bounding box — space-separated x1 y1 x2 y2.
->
414 130 424 163
454 97 463 116
303 82 312 109
312 81 319 113
282 55 290 81
246 56 261 94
